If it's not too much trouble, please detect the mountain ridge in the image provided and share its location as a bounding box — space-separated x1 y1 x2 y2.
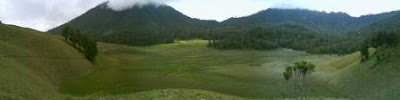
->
49 2 400 46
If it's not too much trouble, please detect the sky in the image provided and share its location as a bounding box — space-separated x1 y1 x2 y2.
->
1 0 400 31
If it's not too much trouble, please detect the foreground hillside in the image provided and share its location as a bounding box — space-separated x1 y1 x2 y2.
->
332 47 400 100
0 25 93 99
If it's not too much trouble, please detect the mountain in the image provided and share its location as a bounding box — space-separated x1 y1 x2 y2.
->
0 25 93 99
49 2 217 46
222 8 400 35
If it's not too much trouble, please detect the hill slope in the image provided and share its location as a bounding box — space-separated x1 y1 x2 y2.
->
0 24 93 99
49 2 217 46
331 47 400 100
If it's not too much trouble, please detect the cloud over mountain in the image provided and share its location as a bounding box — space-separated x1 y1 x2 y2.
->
107 0 175 11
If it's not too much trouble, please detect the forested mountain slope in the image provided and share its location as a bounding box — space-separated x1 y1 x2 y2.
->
222 8 400 35
49 2 217 46
358 14 400 36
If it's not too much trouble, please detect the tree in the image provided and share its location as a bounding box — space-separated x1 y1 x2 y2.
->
283 60 316 99
61 26 71 40
360 44 369 62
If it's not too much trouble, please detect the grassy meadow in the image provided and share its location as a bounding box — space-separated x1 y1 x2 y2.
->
60 40 356 99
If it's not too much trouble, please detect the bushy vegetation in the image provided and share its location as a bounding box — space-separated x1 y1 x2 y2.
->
62 26 98 62
283 61 316 98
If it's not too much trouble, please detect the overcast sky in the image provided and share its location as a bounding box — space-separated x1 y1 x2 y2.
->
1 0 400 31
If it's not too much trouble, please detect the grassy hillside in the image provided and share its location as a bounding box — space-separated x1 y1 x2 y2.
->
0 25 93 99
331 47 400 100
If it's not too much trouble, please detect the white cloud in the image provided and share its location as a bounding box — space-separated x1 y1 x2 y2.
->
168 0 270 21
0 0 105 31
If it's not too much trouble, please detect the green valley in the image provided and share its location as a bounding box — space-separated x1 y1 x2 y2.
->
1 1 400 100
60 40 361 99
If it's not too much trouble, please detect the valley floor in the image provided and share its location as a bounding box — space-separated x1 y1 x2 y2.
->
61 40 357 99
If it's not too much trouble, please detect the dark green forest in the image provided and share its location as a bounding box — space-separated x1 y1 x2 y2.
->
206 25 361 54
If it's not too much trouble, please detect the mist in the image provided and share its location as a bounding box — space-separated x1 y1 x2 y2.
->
107 0 175 11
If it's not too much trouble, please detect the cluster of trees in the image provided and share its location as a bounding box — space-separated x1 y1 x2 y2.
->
62 26 98 62
360 31 399 62
370 31 399 48
206 25 360 55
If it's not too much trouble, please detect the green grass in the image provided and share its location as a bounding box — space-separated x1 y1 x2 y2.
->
60 40 350 99
0 25 93 99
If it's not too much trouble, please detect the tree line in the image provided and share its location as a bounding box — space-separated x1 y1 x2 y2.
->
62 26 98 62
205 25 360 55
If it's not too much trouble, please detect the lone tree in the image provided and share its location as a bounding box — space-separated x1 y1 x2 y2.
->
283 60 316 98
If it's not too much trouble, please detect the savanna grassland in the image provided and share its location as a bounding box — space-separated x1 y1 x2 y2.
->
60 40 360 99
